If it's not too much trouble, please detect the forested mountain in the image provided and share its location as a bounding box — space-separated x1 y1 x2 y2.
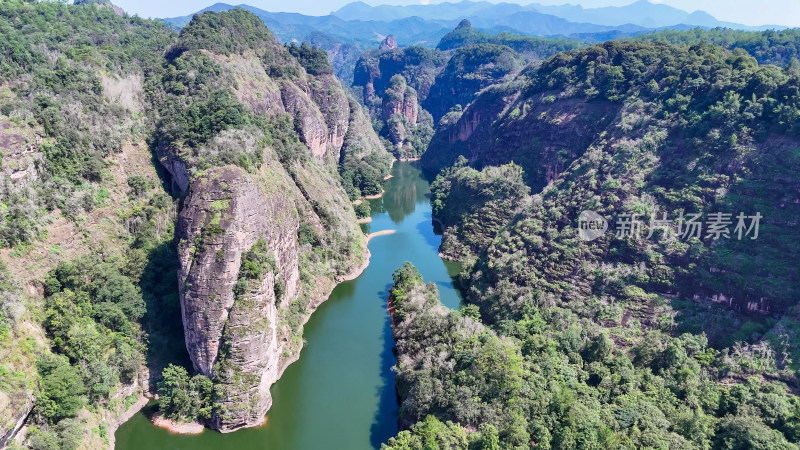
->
0 1 177 447
352 23 587 158
632 28 800 67
397 38 800 449
0 2 390 447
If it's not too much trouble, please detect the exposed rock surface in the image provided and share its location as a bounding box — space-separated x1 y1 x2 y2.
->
157 10 381 431
382 81 418 125
177 165 300 430
177 166 298 377
422 44 524 122
379 35 398 51
422 86 619 191
353 43 447 111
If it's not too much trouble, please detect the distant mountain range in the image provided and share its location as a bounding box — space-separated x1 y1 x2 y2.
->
333 0 783 31
160 0 786 49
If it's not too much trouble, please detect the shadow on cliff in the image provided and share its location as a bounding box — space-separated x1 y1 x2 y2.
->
139 239 192 388
370 282 400 448
137 143 192 387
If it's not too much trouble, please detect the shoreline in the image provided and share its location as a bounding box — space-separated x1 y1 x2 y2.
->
364 190 385 200
115 240 375 438
367 229 396 242
151 414 205 434
357 217 372 224
103 392 151 449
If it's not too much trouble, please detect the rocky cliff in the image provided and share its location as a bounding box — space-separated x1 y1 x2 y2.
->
176 163 298 430
422 43 524 123
353 43 447 113
152 9 382 431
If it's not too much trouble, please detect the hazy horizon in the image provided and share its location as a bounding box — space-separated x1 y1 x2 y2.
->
110 0 800 28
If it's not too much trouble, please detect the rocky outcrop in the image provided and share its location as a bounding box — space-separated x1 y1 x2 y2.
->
422 86 619 190
176 153 368 431
382 82 418 125
353 44 447 110
157 48 374 191
422 44 523 122
177 166 298 378
158 11 381 431
176 164 303 431
379 35 398 51
0 392 33 448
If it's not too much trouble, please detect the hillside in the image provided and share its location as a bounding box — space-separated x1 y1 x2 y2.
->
426 40 800 316
0 1 178 448
0 2 391 447
392 37 800 449
149 8 391 430
384 261 800 448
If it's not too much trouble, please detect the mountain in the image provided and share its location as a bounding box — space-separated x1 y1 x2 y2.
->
0 2 391 445
161 3 456 47
333 0 782 31
383 38 800 450
531 0 783 30
162 1 771 54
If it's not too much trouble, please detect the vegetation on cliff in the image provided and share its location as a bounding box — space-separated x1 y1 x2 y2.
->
148 8 383 430
390 33 800 450
0 2 390 444
0 1 182 447
0 0 174 247
423 44 525 122
385 264 800 449
632 28 800 67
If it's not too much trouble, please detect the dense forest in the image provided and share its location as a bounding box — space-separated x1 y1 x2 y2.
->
632 28 800 67
385 264 800 449
395 36 800 449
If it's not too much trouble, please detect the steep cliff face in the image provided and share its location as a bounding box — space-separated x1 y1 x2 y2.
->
157 49 368 188
382 78 419 124
152 9 381 431
353 44 447 112
379 35 398 51
176 163 302 430
422 44 524 123
426 41 800 330
422 83 620 191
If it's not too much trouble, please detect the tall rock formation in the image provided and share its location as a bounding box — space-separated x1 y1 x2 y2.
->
379 35 398 51
152 9 388 431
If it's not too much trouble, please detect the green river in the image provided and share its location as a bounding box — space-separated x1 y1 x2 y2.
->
115 161 463 449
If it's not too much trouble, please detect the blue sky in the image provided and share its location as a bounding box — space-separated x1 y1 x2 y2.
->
111 0 800 27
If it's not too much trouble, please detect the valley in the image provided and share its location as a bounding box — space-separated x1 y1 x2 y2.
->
0 1 799 449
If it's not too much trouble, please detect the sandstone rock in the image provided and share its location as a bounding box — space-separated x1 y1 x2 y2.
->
177 165 301 430
379 35 398 51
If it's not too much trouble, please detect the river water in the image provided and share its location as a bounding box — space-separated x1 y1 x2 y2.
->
114 161 462 449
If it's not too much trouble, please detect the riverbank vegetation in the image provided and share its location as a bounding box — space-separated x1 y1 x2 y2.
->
392 32 800 450
385 264 800 449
